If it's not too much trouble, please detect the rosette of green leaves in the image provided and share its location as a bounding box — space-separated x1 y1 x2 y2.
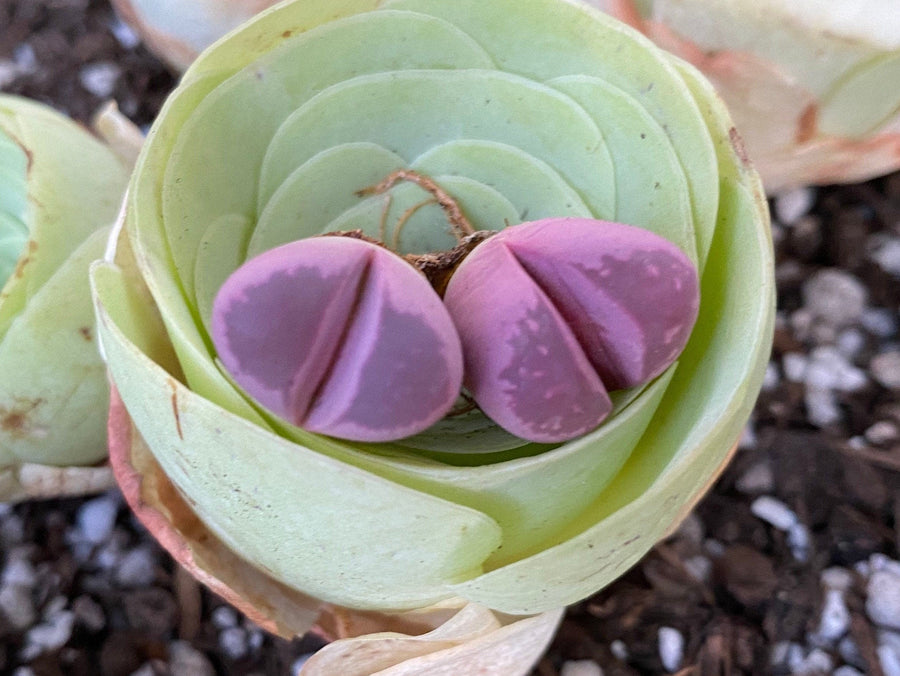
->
92 0 774 614
0 95 128 500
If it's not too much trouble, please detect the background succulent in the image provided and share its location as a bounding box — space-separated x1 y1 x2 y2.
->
0 95 130 502
589 0 900 192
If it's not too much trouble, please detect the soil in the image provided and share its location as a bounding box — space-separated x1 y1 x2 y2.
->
1 1 899 675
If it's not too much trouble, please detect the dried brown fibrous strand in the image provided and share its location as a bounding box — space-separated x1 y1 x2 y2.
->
405 230 494 297
357 169 476 240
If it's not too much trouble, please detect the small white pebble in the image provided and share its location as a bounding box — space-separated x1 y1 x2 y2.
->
3 556 36 588
13 44 37 74
862 307 899 338
219 626 249 660
839 636 866 669
169 640 216 676
871 351 900 390
24 609 75 654
806 346 868 392
115 547 157 587
129 664 158 676
704 539 726 558
782 352 808 382
211 605 239 629
0 585 36 630
848 436 868 449
784 642 806 671
775 187 815 225
813 589 851 642
865 420 900 445
109 17 142 49
833 667 864 676
769 641 793 666
836 328 867 359
77 495 119 544
803 269 868 328
658 626 684 672
560 659 604 676
94 535 126 571
881 630 900 656
790 309 815 342
0 513 25 545
787 522 811 562
0 60 18 88
610 639 628 661
736 461 775 494
821 567 854 592
683 555 712 583
870 554 900 577
880 644 900 676
869 235 900 277
791 647 834 675
72 595 105 632
867 570 900 630
79 62 121 98
805 387 842 427
247 628 265 651
762 362 780 391
43 595 67 618
751 495 798 531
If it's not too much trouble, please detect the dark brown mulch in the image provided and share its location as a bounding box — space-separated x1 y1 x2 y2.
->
2 1 899 675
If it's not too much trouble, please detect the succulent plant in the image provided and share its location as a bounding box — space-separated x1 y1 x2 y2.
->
91 0 774 671
589 0 900 192
443 217 699 442
0 95 131 502
212 235 464 441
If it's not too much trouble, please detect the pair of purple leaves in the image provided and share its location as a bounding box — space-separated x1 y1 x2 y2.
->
211 218 700 444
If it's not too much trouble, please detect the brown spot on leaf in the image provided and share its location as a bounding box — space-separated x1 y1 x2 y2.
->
729 127 751 168
168 380 183 440
11 240 38 280
21 144 34 175
0 398 44 438
796 103 819 144
79 326 93 341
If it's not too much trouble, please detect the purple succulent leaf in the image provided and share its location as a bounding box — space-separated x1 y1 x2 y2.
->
211 236 463 442
443 237 613 444
443 218 699 443
499 218 700 389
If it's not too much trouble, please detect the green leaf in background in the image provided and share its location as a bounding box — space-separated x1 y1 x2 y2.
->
0 95 128 477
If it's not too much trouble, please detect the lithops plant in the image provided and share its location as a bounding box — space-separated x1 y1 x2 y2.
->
590 0 900 192
442 217 699 443
211 235 464 441
91 0 774 672
0 95 131 502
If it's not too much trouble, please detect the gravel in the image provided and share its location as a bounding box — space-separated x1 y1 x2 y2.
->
1 1 899 675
